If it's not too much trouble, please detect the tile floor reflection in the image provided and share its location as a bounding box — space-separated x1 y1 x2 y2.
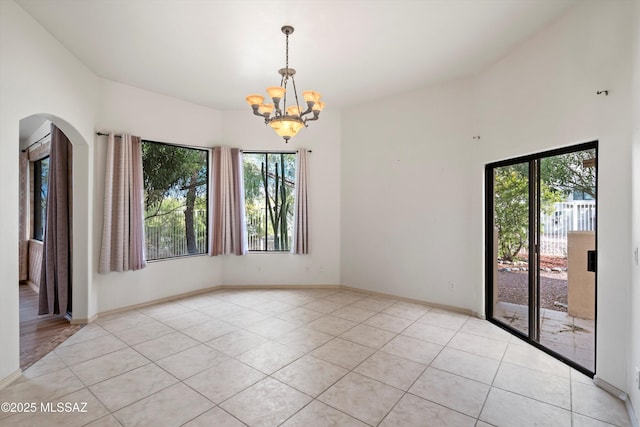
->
494 301 595 371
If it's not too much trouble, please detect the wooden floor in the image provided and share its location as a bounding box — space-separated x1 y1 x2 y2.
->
19 283 81 370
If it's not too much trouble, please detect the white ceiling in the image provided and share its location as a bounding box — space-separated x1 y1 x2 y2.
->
16 0 578 111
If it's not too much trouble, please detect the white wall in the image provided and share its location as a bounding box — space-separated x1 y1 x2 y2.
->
341 78 477 310
0 0 98 381
93 80 225 312
342 0 635 395
629 0 640 419
219 109 342 286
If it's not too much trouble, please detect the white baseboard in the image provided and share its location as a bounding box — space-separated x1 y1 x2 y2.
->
340 285 474 316
593 376 626 400
593 376 638 427
69 313 97 325
95 283 476 322
0 370 22 391
25 280 39 294
626 397 639 427
96 285 226 319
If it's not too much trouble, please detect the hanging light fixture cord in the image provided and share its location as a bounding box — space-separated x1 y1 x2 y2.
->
282 30 289 109
284 30 302 115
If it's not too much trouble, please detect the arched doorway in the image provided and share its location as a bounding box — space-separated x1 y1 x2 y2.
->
18 113 91 369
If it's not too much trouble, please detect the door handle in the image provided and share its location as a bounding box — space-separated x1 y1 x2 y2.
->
587 250 597 272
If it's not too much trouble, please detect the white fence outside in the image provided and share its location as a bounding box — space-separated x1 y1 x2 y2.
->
145 209 294 257
539 201 596 256
246 210 293 251
145 210 207 259
247 210 265 251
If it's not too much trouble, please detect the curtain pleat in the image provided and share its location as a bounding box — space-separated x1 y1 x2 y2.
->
210 146 247 256
129 142 145 266
98 133 146 273
38 125 71 315
292 149 309 254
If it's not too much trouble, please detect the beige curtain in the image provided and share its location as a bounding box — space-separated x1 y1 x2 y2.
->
98 133 146 273
38 125 72 315
18 151 29 281
292 149 309 254
210 146 247 256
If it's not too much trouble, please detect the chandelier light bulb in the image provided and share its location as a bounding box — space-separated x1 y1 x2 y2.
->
312 101 325 112
286 105 302 116
246 94 264 106
303 91 321 104
266 86 286 101
258 103 274 115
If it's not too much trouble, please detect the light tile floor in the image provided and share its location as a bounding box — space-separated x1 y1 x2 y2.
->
0 288 631 427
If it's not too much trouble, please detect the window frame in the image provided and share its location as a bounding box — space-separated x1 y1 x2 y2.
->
141 139 210 261
32 155 49 241
243 151 297 253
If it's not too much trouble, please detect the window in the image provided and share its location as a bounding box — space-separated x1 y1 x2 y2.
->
33 156 49 241
243 152 296 251
142 140 208 260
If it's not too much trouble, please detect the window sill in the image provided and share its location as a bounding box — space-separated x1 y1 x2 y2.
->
146 253 208 263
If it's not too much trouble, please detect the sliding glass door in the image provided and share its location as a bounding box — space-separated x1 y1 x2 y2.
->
486 142 597 375
491 161 531 336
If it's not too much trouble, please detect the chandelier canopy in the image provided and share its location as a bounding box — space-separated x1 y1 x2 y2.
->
246 26 324 143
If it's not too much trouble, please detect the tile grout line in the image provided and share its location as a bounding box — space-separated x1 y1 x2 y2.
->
474 328 512 426
269 295 413 426
401 315 490 424
570 368 575 426
14 288 628 427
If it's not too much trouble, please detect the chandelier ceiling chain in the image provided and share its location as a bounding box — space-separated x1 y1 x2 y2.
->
285 27 289 70
281 27 298 117
246 25 324 143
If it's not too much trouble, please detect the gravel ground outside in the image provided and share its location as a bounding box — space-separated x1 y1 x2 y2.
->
496 256 569 312
497 271 568 311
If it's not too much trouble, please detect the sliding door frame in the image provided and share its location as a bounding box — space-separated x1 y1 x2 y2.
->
485 140 598 377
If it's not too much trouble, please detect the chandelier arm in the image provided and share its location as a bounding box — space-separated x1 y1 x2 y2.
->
282 84 288 113
305 111 321 122
273 96 282 116
280 74 286 115
250 105 266 118
300 101 315 117
290 75 302 116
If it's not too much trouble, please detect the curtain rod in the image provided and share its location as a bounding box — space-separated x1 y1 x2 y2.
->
21 132 51 153
242 149 312 153
96 132 121 138
97 132 311 152
98 132 209 150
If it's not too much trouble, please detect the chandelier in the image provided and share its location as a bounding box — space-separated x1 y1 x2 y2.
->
246 25 325 142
